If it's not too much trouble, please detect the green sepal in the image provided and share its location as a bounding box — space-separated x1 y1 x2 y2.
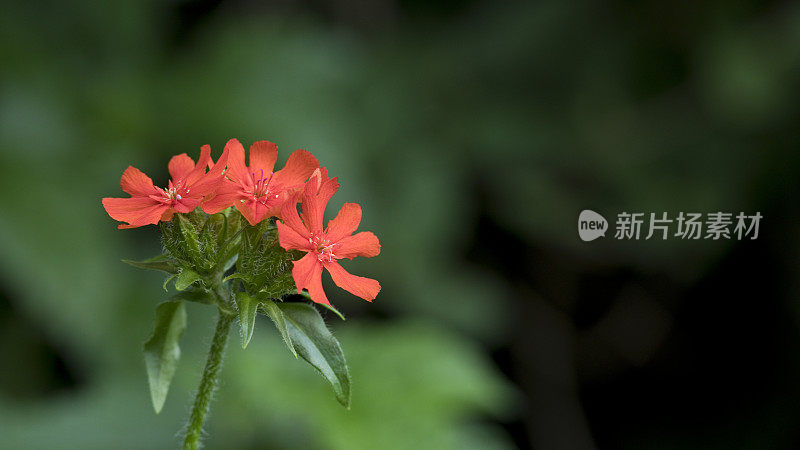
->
160 221 189 264
122 254 179 274
234 292 258 349
223 272 251 284
216 212 229 250
177 214 203 267
276 302 351 408
218 222 243 271
199 217 218 267
258 297 297 358
143 301 187 414
236 222 296 295
175 269 201 291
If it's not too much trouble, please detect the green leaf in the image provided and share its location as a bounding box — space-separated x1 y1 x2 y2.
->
276 302 351 407
171 288 213 305
319 303 346 321
258 297 297 358
177 214 203 266
222 254 238 272
162 274 178 292
122 254 178 274
234 292 258 349
143 301 187 414
300 292 346 320
174 269 201 291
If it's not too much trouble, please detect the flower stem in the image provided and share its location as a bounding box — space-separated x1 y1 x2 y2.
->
183 310 235 450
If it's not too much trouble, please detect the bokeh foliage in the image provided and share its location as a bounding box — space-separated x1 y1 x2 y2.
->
0 1 517 448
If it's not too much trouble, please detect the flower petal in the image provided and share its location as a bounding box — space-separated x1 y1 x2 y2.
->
183 144 212 186
324 261 380 302
305 167 330 194
223 138 250 186
234 199 259 226
249 140 278 175
102 197 168 228
120 166 159 197
325 202 361 243
318 176 339 209
250 201 271 225
103 196 160 221
208 143 230 177
277 220 312 251
271 149 318 189
201 181 243 214
280 193 311 239
122 203 172 228
190 143 232 197
232 198 272 226
262 190 292 219
292 252 329 305
315 167 330 186
172 197 203 214
168 154 195 181
336 231 380 259
301 173 339 235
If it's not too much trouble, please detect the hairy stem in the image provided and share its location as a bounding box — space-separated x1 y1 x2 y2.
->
183 310 234 450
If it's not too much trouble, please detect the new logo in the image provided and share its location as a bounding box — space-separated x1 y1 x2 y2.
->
578 209 608 241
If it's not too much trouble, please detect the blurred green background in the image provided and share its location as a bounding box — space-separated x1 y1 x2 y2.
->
2 0 800 448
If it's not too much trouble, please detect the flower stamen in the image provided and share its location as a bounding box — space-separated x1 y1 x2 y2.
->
309 234 337 262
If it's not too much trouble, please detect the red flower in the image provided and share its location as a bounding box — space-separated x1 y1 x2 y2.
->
276 172 381 305
201 139 319 225
102 144 229 229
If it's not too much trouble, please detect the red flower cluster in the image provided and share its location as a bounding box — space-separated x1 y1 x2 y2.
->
102 139 380 304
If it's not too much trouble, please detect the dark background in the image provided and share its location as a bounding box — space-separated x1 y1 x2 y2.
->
2 0 800 448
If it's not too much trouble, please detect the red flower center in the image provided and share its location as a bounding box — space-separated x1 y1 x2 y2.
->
250 169 278 204
166 187 182 201
157 180 188 204
309 234 337 263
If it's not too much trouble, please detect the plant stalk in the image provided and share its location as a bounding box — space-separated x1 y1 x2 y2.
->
183 310 234 450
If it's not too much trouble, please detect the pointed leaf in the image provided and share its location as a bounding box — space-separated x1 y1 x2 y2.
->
122 254 179 274
175 269 201 291
235 292 258 349
223 272 251 284
276 302 351 407
222 254 238 272
258 297 297 358
162 274 178 292
143 301 187 414
300 292 346 320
